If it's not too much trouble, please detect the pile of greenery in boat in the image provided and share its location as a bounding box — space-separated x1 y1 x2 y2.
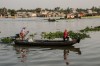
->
41 31 90 40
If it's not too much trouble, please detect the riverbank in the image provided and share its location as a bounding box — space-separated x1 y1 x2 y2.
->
81 16 100 19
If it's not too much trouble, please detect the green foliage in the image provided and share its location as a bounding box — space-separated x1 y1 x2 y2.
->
41 31 90 40
69 31 90 39
29 33 37 37
41 31 63 39
1 37 13 43
80 26 100 32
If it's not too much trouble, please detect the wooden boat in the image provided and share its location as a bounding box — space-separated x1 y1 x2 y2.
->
14 38 80 46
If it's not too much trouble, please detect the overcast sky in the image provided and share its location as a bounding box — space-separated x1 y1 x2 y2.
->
0 0 100 9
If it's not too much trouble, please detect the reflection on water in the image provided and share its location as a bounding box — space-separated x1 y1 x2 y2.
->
13 45 81 65
14 46 29 63
63 49 81 65
64 50 69 65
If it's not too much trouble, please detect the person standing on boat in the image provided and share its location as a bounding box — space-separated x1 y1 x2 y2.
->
20 27 29 40
63 29 69 41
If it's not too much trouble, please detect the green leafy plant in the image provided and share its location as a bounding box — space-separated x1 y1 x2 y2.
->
80 26 100 32
41 31 90 40
1 37 13 43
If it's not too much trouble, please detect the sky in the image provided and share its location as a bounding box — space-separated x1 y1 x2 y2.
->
0 0 100 9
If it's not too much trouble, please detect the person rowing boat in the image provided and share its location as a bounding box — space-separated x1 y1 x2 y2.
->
19 27 29 40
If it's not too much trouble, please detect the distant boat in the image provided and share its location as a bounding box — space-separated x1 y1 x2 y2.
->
48 18 56 22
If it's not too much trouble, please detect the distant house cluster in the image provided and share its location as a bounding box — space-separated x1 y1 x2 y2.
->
0 8 100 19
16 12 37 18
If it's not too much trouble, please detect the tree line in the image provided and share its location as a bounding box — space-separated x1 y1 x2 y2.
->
0 6 100 16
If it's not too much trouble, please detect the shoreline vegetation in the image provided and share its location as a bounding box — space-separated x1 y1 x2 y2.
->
81 16 100 19
0 6 100 19
44 16 100 21
1 26 100 43
1 15 100 19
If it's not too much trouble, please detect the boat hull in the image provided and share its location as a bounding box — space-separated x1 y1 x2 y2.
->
14 39 78 46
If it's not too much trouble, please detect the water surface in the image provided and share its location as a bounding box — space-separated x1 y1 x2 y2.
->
0 18 100 66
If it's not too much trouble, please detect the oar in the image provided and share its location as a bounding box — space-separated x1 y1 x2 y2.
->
24 31 29 37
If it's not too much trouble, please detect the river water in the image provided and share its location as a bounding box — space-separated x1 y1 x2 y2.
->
0 18 100 66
